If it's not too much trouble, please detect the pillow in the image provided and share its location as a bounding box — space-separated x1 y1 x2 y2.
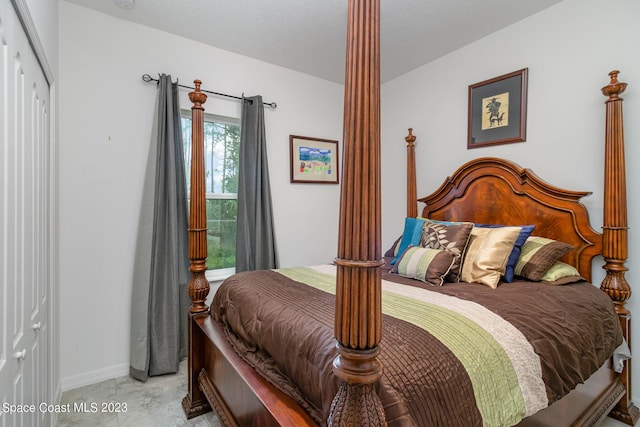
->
460 226 522 288
515 236 574 281
475 224 535 282
540 261 584 285
427 218 474 226
391 246 456 286
420 220 473 282
384 235 402 258
390 217 428 265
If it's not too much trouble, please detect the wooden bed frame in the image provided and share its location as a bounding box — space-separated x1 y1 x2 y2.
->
179 2 637 426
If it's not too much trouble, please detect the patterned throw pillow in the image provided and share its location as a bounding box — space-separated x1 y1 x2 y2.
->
420 220 473 282
515 236 574 281
460 226 522 288
391 246 456 286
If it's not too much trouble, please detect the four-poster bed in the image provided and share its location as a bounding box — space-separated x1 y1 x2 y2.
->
179 2 637 426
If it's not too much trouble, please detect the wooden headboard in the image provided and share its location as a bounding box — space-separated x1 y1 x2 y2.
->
418 157 601 282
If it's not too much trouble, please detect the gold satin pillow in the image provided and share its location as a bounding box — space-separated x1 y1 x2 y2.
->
460 226 522 288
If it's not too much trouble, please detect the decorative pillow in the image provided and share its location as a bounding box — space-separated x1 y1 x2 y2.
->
391 246 456 286
515 236 574 281
384 236 402 258
427 218 474 226
475 224 535 282
540 261 584 285
420 220 473 282
390 217 428 265
460 226 522 288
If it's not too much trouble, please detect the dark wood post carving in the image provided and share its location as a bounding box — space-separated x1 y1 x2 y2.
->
185 80 210 315
182 80 212 419
328 0 386 425
406 128 417 218
599 70 639 426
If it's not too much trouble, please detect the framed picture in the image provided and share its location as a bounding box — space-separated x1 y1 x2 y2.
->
290 135 339 184
468 68 528 149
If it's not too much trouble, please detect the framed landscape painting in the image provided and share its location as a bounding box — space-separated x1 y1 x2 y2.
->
290 135 339 184
468 68 528 149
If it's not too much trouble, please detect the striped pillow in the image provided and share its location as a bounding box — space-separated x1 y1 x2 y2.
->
540 261 584 285
391 246 456 286
515 236 574 281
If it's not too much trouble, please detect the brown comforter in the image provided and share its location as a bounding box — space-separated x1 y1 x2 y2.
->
211 258 622 427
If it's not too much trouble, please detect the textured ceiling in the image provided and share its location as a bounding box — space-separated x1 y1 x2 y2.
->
63 0 563 83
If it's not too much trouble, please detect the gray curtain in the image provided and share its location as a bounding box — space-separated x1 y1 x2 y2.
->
130 74 190 381
236 96 279 272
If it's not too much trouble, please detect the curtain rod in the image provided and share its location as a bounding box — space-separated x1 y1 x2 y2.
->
141 74 277 109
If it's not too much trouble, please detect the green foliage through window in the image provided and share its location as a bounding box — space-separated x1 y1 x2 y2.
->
182 114 240 271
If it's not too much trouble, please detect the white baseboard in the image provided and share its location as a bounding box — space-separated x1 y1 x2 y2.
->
60 363 130 392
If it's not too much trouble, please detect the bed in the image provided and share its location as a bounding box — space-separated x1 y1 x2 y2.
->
179 2 637 426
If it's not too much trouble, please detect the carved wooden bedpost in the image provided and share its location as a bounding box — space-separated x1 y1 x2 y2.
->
182 81 212 419
185 80 210 315
328 0 386 425
599 70 639 425
406 129 418 218
600 70 630 316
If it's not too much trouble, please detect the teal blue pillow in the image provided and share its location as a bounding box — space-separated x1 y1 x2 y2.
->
390 217 426 265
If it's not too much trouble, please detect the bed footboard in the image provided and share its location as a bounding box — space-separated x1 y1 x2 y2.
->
194 315 317 427
517 362 625 426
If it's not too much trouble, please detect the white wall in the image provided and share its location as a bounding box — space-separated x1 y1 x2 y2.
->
58 2 343 388
381 0 640 401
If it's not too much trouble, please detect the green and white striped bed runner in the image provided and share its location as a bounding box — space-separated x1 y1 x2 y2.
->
275 264 548 426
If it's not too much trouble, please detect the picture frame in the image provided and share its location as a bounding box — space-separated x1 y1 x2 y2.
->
290 135 339 184
467 68 528 149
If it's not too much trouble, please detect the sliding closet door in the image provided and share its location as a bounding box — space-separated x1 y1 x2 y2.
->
0 1 52 426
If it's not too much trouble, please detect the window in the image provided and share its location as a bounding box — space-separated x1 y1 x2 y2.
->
182 112 240 279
